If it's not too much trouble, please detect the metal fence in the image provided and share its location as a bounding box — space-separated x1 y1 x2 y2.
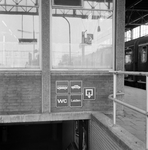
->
109 71 148 149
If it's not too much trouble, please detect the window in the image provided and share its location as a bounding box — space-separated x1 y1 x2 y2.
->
140 46 147 63
133 26 140 39
125 49 132 64
125 30 131 42
52 0 113 69
0 0 40 69
141 25 148 36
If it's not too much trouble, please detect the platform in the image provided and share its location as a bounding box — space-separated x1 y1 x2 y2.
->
116 86 146 142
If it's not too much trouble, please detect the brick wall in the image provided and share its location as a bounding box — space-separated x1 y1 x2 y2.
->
0 73 42 115
51 72 113 113
90 115 123 150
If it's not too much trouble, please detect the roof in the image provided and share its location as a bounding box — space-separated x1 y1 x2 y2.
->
125 0 148 31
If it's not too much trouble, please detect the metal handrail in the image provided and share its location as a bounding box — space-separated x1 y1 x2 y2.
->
109 71 148 149
110 70 148 76
108 93 146 115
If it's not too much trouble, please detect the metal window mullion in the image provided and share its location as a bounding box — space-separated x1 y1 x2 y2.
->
113 0 116 126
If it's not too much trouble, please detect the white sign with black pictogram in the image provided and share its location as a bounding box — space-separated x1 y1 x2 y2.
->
56 95 69 107
70 94 82 107
83 87 96 100
56 80 69 94
70 80 82 93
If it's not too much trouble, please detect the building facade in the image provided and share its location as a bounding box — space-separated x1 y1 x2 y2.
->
0 0 132 150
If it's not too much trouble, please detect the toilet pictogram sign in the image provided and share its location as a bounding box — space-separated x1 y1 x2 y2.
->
56 95 69 107
83 87 96 100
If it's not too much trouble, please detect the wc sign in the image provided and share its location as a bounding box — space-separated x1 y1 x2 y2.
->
83 87 96 100
56 95 69 107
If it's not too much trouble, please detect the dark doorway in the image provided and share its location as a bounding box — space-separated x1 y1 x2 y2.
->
0 120 89 150
0 122 62 150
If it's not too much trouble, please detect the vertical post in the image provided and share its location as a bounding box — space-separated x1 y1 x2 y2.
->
146 76 148 149
33 15 35 60
3 35 5 65
113 73 117 125
112 0 116 71
82 32 85 66
63 17 71 66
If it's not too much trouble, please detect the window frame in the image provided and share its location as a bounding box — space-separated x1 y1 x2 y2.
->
0 1 41 71
51 0 115 71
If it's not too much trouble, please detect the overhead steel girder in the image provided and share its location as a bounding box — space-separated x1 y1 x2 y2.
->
52 0 113 19
0 0 39 15
125 0 148 31
125 10 148 30
0 0 112 18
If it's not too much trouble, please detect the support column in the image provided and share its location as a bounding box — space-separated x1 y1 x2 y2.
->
115 0 125 114
41 0 51 113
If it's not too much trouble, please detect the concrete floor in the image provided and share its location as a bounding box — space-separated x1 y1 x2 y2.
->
116 86 146 143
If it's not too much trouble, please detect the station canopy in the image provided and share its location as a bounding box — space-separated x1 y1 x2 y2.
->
0 0 38 15
0 0 147 32
125 0 148 31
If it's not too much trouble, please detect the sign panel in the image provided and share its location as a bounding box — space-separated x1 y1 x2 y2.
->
19 38 37 44
70 81 82 94
56 81 69 94
84 34 93 45
56 95 69 107
83 87 96 100
70 94 82 107
52 0 83 8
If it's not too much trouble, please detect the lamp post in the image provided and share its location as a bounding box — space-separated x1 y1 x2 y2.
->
63 16 72 66
82 30 87 66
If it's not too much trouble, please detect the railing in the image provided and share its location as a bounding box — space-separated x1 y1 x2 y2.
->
109 71 148 150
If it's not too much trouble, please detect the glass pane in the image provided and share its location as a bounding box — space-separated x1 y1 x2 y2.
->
141 25 148 36
125 55 132 64
133 26 140 39
125 48 132 64
125 46 134 65
125 30 131 42
52 0 113 69
141 46 147 63
0 8 40 69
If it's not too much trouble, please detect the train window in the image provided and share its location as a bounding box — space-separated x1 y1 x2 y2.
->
51 0 113 70
125 50 132 64
125 55 132 64
141 46 147 63
0 1 40 69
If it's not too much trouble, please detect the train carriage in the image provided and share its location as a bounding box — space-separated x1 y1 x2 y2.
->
125 36 148 89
